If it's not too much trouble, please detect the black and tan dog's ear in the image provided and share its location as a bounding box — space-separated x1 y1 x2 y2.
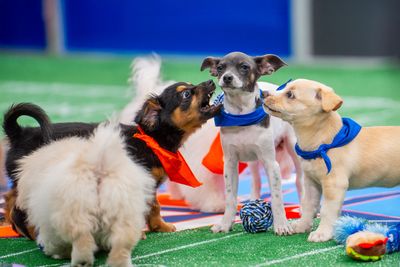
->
135 96 162 130
316 88 343 112
253 54 287 75
200 57 220 76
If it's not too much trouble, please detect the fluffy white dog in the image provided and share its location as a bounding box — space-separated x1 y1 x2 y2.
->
16 122 154 267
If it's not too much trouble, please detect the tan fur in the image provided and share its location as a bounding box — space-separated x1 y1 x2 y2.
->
171 94 203 143
263 78 400 242
151 167 166 184
147 197 176 232
176 85 187 92
3 189 16 224
0 140 6 190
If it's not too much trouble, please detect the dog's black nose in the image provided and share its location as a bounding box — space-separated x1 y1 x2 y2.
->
261 90 271 98
223 74 233 84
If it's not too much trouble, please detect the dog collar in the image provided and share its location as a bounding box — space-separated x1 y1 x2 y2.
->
133 126 202 188
295 118 362 174
276 78 292 91
213 89 268 127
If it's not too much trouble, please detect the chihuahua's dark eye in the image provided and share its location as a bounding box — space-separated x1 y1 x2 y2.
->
216 65 224 73
286 91 295 99
181 90 192 99
240 64 249 72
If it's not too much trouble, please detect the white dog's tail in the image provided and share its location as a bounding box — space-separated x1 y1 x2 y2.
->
120 54 174 124
85 121 126 172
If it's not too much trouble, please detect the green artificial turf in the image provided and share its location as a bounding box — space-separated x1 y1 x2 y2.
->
1 224 399 266
0 53 399 128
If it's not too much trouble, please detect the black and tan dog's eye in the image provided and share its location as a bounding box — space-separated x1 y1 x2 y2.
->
181 90 192 99
286 91 295 99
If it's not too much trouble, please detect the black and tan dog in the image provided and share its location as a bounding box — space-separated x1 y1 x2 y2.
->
3 79 221 239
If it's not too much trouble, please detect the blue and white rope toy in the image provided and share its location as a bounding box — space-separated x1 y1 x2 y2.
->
239 199 273 233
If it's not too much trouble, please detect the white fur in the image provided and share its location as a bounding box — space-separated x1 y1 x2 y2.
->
119 55 302 216
16 122 155 267
219 71 244 89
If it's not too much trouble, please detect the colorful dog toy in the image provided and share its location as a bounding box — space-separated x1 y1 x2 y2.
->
334 216 400 261
239 199 273 233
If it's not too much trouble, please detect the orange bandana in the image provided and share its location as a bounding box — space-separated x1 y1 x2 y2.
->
202 132 248 174
133 127 202 188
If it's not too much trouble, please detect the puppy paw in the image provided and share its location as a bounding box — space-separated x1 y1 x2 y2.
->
291 220 312 234
141 231 147 240
71 260 94 267
273 221 293 236
107 257 133 267
150 221 176 232
307 229 333 242
158 222 176 232
211 223 232 233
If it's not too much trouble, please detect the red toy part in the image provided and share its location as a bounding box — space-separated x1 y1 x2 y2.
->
358 237 388 249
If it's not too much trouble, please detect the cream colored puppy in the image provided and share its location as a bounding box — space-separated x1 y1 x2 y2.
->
16 122 154 267
263 78 400 242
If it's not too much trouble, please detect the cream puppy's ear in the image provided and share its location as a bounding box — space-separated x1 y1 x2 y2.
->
317 87 343 112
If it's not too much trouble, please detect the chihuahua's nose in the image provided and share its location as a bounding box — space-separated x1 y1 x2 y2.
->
223 74 233 84
261 90 271 98
206 79 214 86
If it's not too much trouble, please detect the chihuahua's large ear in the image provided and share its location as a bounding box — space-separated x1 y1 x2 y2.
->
317 88 343 112
253 54 286 75
135 96 161 130
200 57 220 77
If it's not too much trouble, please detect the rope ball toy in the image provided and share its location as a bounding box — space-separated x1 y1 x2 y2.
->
239 199 273 233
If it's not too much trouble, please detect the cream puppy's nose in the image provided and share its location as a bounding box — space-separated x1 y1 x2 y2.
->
261 90 271 98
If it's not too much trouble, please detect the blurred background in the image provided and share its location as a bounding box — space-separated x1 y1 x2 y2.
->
0 0 399 125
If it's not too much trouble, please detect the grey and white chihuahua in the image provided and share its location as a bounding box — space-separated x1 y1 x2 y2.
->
201 52 299 235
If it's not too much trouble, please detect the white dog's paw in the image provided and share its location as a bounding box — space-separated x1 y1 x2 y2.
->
291 220 313 234
307 229 333 242
211 223 232 233
273 221 293 236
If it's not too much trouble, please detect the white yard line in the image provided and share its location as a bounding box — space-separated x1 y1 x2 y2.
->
132 232 244 261
0 81 128 99
255 245 343 266
0 248 38 259
38 232 244 267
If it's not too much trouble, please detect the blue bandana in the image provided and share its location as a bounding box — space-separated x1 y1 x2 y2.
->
295 118 362 174
213 89 268 127
386 223 400 253
276 78 292 91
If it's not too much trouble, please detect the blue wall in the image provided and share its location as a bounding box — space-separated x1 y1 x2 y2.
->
0 0 291 56
0 0 46 50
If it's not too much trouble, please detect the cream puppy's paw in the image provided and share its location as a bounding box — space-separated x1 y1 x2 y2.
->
291 220 313 234
211 223 232 233
307 229 333 242
273 221 293 235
